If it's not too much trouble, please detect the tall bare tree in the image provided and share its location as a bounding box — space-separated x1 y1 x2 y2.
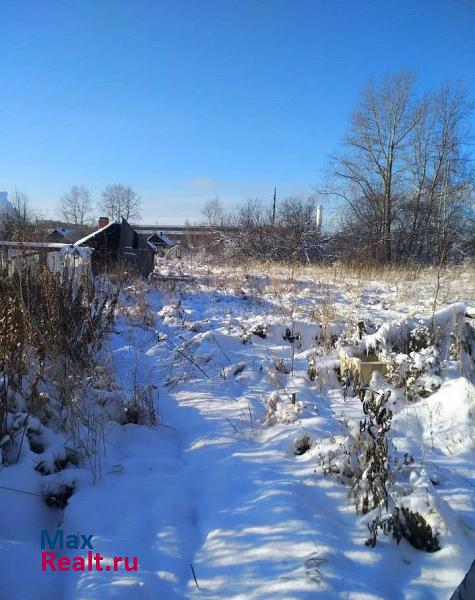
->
58 185 93 226
331 73 423 261
100 184 141 222
0 189 35 240
404 83 474 262
330 73 473 263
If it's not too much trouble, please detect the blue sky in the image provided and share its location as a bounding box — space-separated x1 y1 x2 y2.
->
1 0 474 225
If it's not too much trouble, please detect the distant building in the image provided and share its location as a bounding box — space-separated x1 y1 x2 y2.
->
34 219 93 243
43 227 73 243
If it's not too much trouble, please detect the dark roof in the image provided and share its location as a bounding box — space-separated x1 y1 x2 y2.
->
75 221 120 246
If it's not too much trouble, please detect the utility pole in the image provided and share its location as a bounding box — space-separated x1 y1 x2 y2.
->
272 187 276 229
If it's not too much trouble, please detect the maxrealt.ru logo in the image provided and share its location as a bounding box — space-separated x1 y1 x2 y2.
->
41 530 138 572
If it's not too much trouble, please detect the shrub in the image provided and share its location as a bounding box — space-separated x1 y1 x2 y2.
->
349 389 392 514
366 506 440 552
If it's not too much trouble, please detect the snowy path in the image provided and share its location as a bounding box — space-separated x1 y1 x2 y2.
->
61 310 340 599
2 280 474 599
62 288 468 599
53 291 363 599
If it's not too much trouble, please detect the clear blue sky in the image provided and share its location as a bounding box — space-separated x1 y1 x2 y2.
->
1 0 474 225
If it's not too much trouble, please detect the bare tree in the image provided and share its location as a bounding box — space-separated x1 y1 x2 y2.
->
100 184 141 222
405 83 474 262
331 72 423 261
201 198 225 227
58 185 93 226
330 73 473 263
0 189 35 240
216 199 273 260
278 197 321 262
213 196 327 263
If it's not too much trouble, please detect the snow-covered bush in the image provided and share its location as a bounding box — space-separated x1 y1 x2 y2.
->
366 506 440 552
274 358 290 374
159 300 185 327
386 347 442 401
43 481 75 509
408 324 432 352
294 434 311 455
265 391 300 425
322 384 443 552
251 323 268 339
307 355 317 381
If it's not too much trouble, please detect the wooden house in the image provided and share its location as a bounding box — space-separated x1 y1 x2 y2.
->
75 220 123 275
75 218 175 276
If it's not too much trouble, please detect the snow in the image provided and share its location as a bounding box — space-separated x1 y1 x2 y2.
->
0 240 70 249
0 259 474 599
60 244 93 257
155 232 174 246
161 234 174 246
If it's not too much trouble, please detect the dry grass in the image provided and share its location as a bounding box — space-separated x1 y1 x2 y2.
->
0 263 119 447
197 256 475 315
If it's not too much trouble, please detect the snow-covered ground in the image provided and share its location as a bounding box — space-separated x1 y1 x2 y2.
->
1 259 474 599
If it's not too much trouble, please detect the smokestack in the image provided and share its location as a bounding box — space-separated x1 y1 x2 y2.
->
98 216 109 229
316 205 323 230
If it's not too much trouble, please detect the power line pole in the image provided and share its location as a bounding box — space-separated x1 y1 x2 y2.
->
272 187 276 228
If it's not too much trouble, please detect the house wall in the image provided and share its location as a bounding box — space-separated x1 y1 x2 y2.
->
119 218 135 250
120 247 154 276
118 219 154 276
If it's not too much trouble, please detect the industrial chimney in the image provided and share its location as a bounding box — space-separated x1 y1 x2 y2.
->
315 205 323 230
